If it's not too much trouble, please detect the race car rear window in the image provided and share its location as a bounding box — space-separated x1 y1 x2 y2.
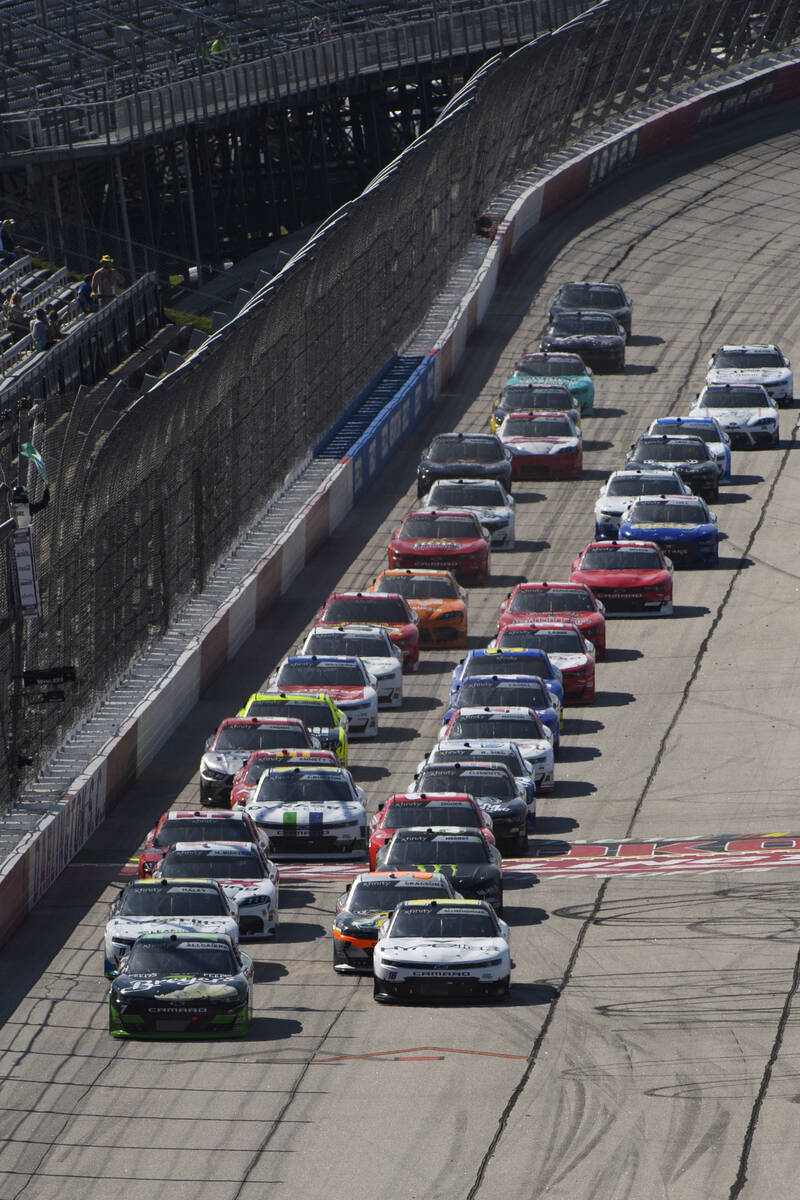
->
386 801 482 828
516 355 584 378
418 770 515 799
429 483 506 507
325 596 408 623
509 588 593 613
400 515 481 538
255 774 353 805
504 416 573 437
277 661 366 686
701 388 768 408
514 630 584 654
580 547 663 570
558 283 625 306
215 725 308 750
606 475 682 497
154 818 253 848
502 384 572 409
247 699 336 728
457 678 551 707
388 908 497 938
306 632 389 657
464 656 548 679
385 837 491 864
160 852 263 879
448 716 540 741
428 437 504 463
712 350 781 368
551 313 619 335
119 886 228 917
375 576 458 600
432 747 522 774
348 881 450 910
628 501 707 524
124 941 238 976
633 439 707 462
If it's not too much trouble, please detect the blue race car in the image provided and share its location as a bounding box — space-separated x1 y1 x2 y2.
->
618 494 719 566
442 673 560 750
647 416 731 482
448 648 563 709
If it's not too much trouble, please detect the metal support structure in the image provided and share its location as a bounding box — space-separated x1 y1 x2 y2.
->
114 155 137 283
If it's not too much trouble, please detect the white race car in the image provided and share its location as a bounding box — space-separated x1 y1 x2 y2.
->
245 764 367 859
689 383 779 449
154 841 279 937
373 898 512 1002
268 654 379 738
594 469 691 538
104 878 239 977
438 706 555 791
706 343 792 406
419 477 515 550
300 624 402 708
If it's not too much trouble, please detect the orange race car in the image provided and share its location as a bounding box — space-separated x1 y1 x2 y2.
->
370 568 468 649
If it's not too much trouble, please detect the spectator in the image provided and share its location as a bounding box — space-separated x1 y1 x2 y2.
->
90 255 124 308
45 302 64 340
209 34 229 58
74 274 98 315
307 15 326 42
30 308 50 352
1 219 18 259
6 291 28 338
0 222 15 266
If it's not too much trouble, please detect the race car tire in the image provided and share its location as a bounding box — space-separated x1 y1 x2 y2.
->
495 975 511 999
515 828 529 854
496 891 504 918
373 978 392 1003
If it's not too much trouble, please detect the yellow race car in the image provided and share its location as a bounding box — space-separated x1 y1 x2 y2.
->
238 692 348 767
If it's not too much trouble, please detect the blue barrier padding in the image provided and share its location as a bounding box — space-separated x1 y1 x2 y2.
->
314 353 426 459
349 355 435 502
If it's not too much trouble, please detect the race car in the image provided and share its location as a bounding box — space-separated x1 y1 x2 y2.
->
540 309 626 371
104 878 239 977
370 568 467 648
443 672 560 747
316 591 420 671
507 352 594 415
594 469 693 538
688 383 779 449
438 706 555 792
570 539 673 616
705 343 792 405
417 740 537 812
369 792 495 868
387 510 491 584
238 692 349 766
138 807 270 877
490 381 580 433
375 828 504 912
448 647 563 710
647 417 731 482
618 494 719 567
300 624 403 708
416 432 513 497
548 280 632 340
419 478 515 549
154 841 279 937
494 619 596 703
229 748 338 808
198 716 317 806
244 763 367 859
372 898 512 1002
410 761 531 848
496 410 582 480
332 870 460 974
496 580 607 658
268 654 378 739
109 932 252 1039
625 434 719 501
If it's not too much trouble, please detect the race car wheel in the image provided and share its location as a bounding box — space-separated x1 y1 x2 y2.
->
495 975 511 999
496 892 504 918
515 828 529 854
373 978 391 1003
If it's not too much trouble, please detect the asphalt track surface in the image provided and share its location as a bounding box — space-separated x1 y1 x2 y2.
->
5 104 800 1200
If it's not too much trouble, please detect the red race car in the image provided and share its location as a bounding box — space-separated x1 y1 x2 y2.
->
387 510 491 585
368 792 495 870
494 618 596 703
230 748 338 808
570 539 673 616
138 808 269 878
317 591 420 671
497 580 607 659
496 410 582 480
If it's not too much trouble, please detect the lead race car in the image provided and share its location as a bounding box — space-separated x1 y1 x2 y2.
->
372 898 512 1002
244 763 367 859
109 932 253 1039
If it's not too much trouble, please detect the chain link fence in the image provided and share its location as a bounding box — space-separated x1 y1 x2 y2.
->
1 0 797 811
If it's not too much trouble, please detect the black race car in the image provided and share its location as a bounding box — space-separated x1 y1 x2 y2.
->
108 932 253 1039
416 432 512 498
332 870 458 973
540 310 626 372
413 760 531 850
374 828 504 913
548 280 632 340
625 434 719 501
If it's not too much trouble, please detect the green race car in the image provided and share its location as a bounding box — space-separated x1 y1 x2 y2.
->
109 932 252 1039
238 691 349 766
507 351 595 415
